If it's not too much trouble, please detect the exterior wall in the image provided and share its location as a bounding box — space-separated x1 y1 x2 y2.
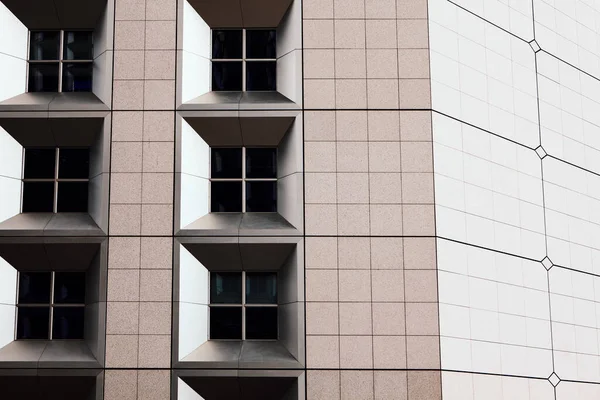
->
302 0 442 398
105 0 176 398
430 0 600 397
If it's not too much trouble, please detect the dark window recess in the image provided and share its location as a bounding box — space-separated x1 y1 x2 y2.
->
246 181 277 212
24 149 56 179
29 31 60 60
246 61 276 91
57 182 89 212
18 272 52 304
17 307 50 340
246 148 277 178
246 273 277 304
210 272 242 304
211 181 242 212
54 272 86 304
210 307 242 340
28 63 60 92
22 182 54 213
58 149 89 179
211 148 242 178
63 32 94 60
246 30 276 59
212 62 243 91
245 307 278 340
212 30 242 59
52 308 85 339
62 63 93 92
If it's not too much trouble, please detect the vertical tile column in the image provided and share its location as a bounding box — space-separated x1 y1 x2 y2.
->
303 0 441 398
105 0 176 398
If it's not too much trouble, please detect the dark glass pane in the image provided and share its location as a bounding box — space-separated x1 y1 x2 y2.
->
28 63 59 92
18 272 51 304
212 30 242 59
211 182 242 212
246 148 277 178
29 31 60 60
210 307 242 339
246 30 276 59
212 62 242 91
210 272 242 304
22 182 54 213
58 148 90 179
246 273 277 304
246 181 276 212
245 307 277 339
57 182 88 212
52 307 85 339
16 307 50 339
63 31 93 60
211 148 242 178
24 148 56 179
246 61 276 91
62 63 93 92
54 272 86 304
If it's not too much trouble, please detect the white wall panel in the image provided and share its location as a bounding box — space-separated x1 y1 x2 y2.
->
442 371 554 400
0 258 17 306
0 177 21 224
0 3 27 59
181 0 210 103
0 304 15 350
556 381 600 399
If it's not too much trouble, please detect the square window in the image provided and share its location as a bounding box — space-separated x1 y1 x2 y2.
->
246 181 277 212
16 307 50 340
54 272 86 304
246 30 276 59
246 273 277 304
211 148 242 178
63 32 93 60
29 31 60 60
22 182 55 213
57 182 89 212
211 182 242 212
52 307 85 339
28 63 60 92
210 272 242 304
62 63 93 92
212 30 242 59
246 61 276 91
210 307 242 340
246 148 277 178
18 272 51 304
24 149 56 179
212 61 243 91
58 149 89 179
245 307 278 339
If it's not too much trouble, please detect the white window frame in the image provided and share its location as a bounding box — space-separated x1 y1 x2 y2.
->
21 147 90 213
15 271 86 340
26 30 94 93
208 271 278 341
210 28 277 91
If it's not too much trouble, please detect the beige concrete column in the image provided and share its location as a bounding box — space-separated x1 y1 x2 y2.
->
105 0 176 398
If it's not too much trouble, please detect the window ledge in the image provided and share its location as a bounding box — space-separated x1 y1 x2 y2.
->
178 213 300 237
1 0 107 30
177 340 302 369
0 92 109 113
0 213 105 237
179 91 300 112
0 340 101 369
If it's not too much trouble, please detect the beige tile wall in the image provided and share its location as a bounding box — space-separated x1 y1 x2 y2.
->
304 0 441 398
105 0 176 398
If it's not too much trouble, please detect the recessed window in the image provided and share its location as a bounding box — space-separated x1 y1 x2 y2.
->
22 148 90 213
211 29 276 91
16 271 86 340
28 31 93 93
209 272 278 340
210 147 277 213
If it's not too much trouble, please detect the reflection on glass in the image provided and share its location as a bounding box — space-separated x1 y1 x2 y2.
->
63 31 93 60
16 307 50 339
212 30 242 59
62 63 93 92
211 148 242 178
246 273 277 304
246 148 277 178
246 181 276 212
29 31 60 60
246 61 276 91
52 307 85 339
54 272 86 304
28 63 59 92
210 272 242 304
18 272 51 304
246 30 276 59
212 62 243 91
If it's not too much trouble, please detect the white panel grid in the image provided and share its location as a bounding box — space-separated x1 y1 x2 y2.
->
433 113 546 260
429 0 540 148
437 239 553 378
533 0 600 79
442 371 555 400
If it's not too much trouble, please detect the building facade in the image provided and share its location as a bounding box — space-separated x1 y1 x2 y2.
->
0 0 598 398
